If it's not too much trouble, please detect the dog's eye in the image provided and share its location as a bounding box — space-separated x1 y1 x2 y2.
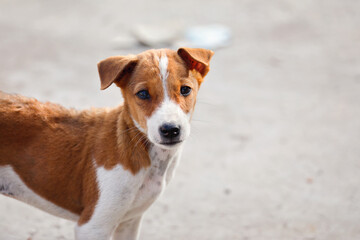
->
180 86 192 97
136 90 150 100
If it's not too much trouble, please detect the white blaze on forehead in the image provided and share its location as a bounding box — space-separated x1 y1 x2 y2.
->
130 53 170 134
158 54 169 100
145 52 191 148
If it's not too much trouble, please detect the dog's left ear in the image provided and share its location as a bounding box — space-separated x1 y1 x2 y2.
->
177 47 214 78
98 56 138 90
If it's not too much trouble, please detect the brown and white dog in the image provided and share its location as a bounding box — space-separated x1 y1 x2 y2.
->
0 47 213 240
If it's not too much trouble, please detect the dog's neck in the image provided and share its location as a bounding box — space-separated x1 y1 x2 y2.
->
103 104 182 175
117 105 149 151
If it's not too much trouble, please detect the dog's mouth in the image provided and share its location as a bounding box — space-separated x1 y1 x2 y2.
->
157 140 183 148
160 140 183 145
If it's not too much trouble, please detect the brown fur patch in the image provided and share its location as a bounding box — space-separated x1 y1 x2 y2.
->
0 47 213 225
0 92 149 225
114 49 213 131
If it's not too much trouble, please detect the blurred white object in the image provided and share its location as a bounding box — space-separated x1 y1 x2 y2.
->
113 23 231 50
132 23 183 47
183 24 231 49
111 34 138 49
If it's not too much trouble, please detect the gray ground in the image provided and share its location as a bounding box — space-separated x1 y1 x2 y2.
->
1 0 360 239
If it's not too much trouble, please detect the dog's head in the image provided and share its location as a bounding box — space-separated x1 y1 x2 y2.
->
98 48 213 149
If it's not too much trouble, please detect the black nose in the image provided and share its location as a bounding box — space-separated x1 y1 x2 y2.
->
159 124 181 139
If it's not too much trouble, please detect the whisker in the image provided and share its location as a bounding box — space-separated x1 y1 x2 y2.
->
118 126 138 136
127 131 143 149
134 135 148 149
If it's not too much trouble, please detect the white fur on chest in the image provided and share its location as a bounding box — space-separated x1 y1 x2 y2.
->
130 145 181 214
77 145 182 238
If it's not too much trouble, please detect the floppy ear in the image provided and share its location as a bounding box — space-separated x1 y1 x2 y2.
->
97 56 138 90
177 47 214 77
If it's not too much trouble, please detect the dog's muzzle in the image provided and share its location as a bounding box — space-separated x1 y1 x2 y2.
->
159 123 181 145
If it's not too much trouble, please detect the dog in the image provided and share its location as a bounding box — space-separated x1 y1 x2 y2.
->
0 47 213 240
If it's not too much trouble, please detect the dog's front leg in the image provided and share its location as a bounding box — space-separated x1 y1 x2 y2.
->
74 199 135 240
75 211 119 240
112 216 143 240
74 204 134 240
75 225 113 240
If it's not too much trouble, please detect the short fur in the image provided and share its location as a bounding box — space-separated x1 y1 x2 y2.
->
0 48 213 240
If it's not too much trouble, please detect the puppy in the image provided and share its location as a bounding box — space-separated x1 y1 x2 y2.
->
0 47 213 240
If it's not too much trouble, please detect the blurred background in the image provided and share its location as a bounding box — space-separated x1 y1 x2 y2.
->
1 0 360 239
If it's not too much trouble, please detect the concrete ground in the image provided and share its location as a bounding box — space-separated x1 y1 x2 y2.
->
1 0 360 239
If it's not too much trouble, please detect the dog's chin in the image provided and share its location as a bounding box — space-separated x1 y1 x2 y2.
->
160 140 183 149
150 139 184 150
